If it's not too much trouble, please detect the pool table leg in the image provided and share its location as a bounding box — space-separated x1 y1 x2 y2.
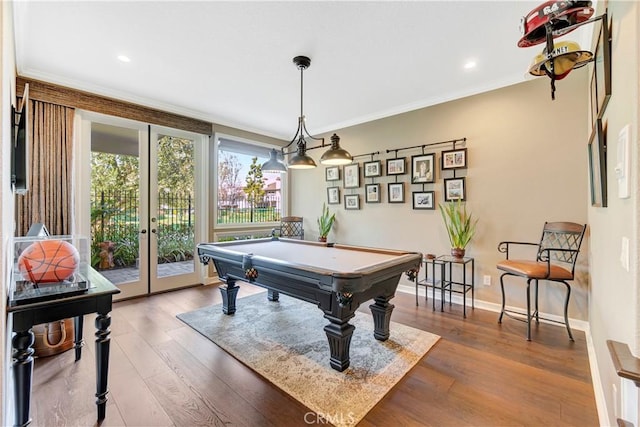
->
323 313 356 372
267 289 279 301
220 277 240 315
369 296 395 341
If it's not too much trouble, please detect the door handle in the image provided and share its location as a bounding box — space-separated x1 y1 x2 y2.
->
151 229 157 234
140 229 147 234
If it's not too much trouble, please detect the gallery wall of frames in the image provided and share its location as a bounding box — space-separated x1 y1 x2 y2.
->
325 138 468 211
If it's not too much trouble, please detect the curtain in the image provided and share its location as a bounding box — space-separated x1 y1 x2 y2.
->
15 100 75 236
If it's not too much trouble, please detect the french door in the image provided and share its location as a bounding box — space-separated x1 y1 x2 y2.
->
76 112 208 300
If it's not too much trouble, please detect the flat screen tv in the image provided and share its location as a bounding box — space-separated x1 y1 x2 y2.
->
12 83 29 194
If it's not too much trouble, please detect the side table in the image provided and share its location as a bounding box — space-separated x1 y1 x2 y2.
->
415 256 447 311
8 267 120 427
438 255 475 318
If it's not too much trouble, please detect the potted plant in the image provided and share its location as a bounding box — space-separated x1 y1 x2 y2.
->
317 203 336 242
439 199 478 258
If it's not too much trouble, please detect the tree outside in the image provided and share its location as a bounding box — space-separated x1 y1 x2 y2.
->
243 157 266 222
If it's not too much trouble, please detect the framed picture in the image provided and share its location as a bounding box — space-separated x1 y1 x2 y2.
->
343 163 360 189
325 166 340 182
386 157 406 175
411 154 435 183
365 184 380 203
588 119 607 207
344 194 360 210
388 182 405 203
589 70 598 129
327 187 340 205
363 160 382 178
593 17 611 119
444 177 466 201
412 191 435 210
441 148 467 170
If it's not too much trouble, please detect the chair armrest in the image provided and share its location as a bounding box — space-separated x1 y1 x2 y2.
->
497 241 538 259
538 247 580 263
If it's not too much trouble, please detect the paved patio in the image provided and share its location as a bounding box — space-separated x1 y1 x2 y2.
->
97 260 195 285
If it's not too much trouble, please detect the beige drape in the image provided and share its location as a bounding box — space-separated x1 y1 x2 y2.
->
15 100 75 236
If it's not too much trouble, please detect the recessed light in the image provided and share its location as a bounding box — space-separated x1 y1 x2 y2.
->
117 55 131 63
463 60 477 70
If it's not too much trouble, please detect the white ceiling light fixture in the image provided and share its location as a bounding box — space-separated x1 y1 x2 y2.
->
117 55 131 63
261 55 353 173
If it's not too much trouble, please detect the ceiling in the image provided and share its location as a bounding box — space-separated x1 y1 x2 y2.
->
13 1 594 141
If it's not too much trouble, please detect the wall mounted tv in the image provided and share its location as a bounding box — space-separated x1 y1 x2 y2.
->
12 83 29 194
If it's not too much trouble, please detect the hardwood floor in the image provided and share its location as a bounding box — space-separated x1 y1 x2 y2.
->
28 283 599 426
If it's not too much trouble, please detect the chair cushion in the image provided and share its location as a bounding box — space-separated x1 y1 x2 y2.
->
496 260 573 280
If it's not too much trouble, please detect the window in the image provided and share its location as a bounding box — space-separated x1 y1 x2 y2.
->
216 135 285 226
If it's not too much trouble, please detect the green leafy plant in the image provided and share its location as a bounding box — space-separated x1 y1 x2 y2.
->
439 199 478 249
317 203 336 239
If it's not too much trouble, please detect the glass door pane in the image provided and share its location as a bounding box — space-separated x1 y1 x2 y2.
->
149 126 203 293
89 121 149 299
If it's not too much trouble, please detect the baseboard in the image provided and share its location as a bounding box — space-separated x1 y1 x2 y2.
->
397 284 589 331
396 284 609 425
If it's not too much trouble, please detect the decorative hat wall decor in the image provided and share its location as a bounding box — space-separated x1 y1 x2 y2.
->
528 41 593 80
516 0 605 100
518 1 594 48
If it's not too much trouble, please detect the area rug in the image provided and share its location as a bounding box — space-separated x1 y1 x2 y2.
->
177 292 440 426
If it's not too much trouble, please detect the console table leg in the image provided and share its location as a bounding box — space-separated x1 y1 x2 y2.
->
323 313 355 372
369 296 395 340
95 313 112 421
220 277 239 315
74 315 84 362
12 330 34 427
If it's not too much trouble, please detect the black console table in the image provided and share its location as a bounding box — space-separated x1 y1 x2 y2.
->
416 255 475 317
7 267 120 427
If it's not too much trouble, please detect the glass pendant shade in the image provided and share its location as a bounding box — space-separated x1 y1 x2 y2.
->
261 148 287 173
320 133 352 165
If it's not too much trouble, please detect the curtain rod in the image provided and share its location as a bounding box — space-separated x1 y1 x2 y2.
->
385 137 466 155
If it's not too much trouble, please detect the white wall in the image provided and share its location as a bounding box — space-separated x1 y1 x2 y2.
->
1 1 17 424
588 1 639 425
292 73 589 321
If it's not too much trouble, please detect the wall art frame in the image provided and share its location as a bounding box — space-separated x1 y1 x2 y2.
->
363 160 382 178
327 186 340 205
388 182 405 203
365 183 381 203
412 191 435 210
441 148 467 170
444 177 466 201
343 163 360 189
325 166 340 182
386 157 406 175
344 194 360 210
588 118 607 207
411 153 435 184
593 16 611 119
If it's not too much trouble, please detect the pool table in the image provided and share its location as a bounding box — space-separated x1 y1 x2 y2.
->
197 237 422 371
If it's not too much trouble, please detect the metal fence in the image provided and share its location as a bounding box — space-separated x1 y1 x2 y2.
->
217 199 281 224
91 191 281 238
92 190 195 233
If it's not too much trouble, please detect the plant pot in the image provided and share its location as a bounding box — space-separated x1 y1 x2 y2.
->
318 236 327 243
451 248 465 258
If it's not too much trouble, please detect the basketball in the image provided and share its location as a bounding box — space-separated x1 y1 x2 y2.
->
18 240 80 284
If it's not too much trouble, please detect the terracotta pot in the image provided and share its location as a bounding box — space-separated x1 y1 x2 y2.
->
318 236 327 243
451 248 465 258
